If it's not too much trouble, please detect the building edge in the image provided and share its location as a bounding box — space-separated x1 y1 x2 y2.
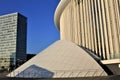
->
54 0 70 30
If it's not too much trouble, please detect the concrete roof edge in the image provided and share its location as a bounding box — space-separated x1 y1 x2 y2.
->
101 59 120 64
54 0 70 30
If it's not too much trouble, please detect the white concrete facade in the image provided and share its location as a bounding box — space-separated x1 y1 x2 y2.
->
54 0 120 60
8 40 107 78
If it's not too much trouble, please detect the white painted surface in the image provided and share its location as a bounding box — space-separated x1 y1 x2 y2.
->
8 40 107 78
101 59 120 64
119 64 120 68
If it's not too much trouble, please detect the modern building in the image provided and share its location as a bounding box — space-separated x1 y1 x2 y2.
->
8 0 120 78
8 40 108 78
0 12 27 70
55 0 120 60
54 0 120 75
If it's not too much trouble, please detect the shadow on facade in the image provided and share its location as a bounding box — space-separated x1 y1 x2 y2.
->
15 65 54 78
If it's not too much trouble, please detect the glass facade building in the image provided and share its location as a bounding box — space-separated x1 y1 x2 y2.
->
0 12 27 69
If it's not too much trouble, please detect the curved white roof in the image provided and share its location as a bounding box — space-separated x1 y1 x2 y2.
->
54 0 70 30
8 40 107 78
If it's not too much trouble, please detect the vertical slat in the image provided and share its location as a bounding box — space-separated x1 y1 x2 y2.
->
78 0 82 45
113 0 120 57
83 0 87 48
86 0 91 50
95 0 103 57
80 0 85 47
76 0 81 45
104 0 114 59
91 0 98 54
108 0 119 58
97 0 106 59
100 0 110 59
88 0 95 52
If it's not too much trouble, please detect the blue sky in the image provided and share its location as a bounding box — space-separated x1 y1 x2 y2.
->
0 0 60 54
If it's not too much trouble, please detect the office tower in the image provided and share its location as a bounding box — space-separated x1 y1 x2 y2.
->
0 12 27 70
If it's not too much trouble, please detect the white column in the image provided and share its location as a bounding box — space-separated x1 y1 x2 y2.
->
104 0 114 59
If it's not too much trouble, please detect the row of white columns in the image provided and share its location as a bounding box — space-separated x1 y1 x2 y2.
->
60 0 120 60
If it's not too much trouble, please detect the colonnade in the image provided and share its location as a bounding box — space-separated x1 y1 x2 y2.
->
60 0 120 60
